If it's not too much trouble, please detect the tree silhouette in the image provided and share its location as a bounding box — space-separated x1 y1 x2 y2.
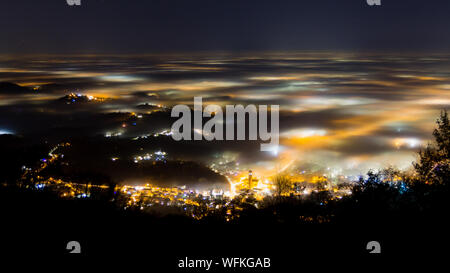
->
414 110 450 186
273 174 292 197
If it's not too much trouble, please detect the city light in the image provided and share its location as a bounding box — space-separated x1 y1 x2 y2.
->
0 129 13 135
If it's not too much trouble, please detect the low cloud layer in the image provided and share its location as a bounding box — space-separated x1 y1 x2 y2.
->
1 52 449 177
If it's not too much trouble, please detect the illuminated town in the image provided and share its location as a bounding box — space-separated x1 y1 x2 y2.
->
13 140 367 222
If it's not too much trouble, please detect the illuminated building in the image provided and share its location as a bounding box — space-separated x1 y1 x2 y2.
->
211 189 224 199
235 170 259 192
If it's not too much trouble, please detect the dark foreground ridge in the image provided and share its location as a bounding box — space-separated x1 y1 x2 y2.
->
1 184 448 271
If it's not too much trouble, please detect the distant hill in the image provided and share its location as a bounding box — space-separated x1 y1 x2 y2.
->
0 82 32 94
38 138 229 191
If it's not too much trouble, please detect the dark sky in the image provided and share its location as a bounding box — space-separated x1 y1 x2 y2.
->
0 0 449 54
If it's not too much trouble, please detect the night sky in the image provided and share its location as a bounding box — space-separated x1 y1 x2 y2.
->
1 0 449 54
